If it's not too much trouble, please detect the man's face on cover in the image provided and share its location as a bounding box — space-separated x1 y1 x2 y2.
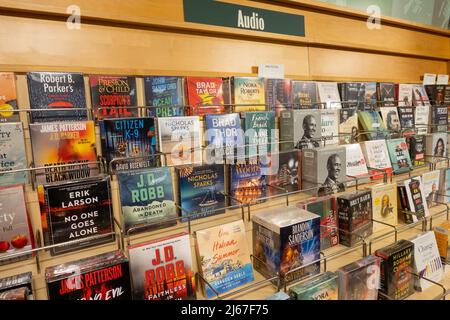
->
303 116 316 139
328 155 341 180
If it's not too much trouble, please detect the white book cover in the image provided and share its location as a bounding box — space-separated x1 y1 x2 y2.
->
360 140 392 171
415 106 430 135
422 170 440 208
410 231 443 291
321 110 339 145
317 82 341 109
379 107 401 133
344 144 368 178
404 176 430 223
398 84 413 107
157 116 202 166
413 84 431 107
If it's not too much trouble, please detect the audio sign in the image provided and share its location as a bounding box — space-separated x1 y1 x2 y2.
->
183 0 305 37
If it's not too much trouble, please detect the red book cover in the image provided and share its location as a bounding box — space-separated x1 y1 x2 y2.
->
186 77 225 115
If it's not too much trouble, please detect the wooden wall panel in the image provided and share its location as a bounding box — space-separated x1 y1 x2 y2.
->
0 0 449 60
0 15 310 77
309 48 448 83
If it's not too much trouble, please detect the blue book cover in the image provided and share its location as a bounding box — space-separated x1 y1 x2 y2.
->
386 138 413 174
27 72 87 123
230 158 267 206
0 123 28 186
204 113 243 162
144 76 184 117
102 117 157 171
177 164 225 221
252 207 321 283
117 167 176 233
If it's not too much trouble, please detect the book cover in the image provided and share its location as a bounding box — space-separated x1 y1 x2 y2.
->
89 75 137 119
244 111 275 157
338 83 365 108
0 272 32 300
360 140 393 179
434 221 450 264
317 82 341 109
291 81 318 107
425 85 446 106
398 106 415 131
363 82 377 106
426 133 447 158
377 82 396 107
438 168 450 203
0 123 28 187
196 220 254 299
358 111 389 141
371 183 397 233
0 185 33 265
29 121 99 184
204 113 243 163
265 78 291 116
102 117 157 171
0 72 19 123
398 84 413 107
252 206 321 283
156 116 202 166
413 84 431 107
414 106 429 135
144 76 184 117
41 176 115 255
229 158 267 206
268 150 301 195
27 72 87 122
279 109 322 151
338 108 359 144
185 77 225 115
289 272 338 300
45 251 131 300
117 167 176 234
344 143 369 185
128 233 196 300
337 255 381 300
375 240 414 300
422 170 441 208
231 77 266 112
320 110 339 145
385 138 413 174
432 106 448 133
379 107 401 135
297 196 339 250
337 190 373 247
406 135 425 166
410 231 444 292
301 146 346 197
177 164 225 221
403 176 430 223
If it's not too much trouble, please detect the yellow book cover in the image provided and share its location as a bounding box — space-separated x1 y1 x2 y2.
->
371 183 398 233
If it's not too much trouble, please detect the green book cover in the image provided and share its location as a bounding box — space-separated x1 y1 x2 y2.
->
244 111 275 157
358 111 389 141
386 138 413 174
289 272 338 300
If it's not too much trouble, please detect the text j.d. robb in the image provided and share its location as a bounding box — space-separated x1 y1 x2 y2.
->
237 10 265 31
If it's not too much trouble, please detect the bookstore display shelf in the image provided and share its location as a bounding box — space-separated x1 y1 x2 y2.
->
0 153 448 300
